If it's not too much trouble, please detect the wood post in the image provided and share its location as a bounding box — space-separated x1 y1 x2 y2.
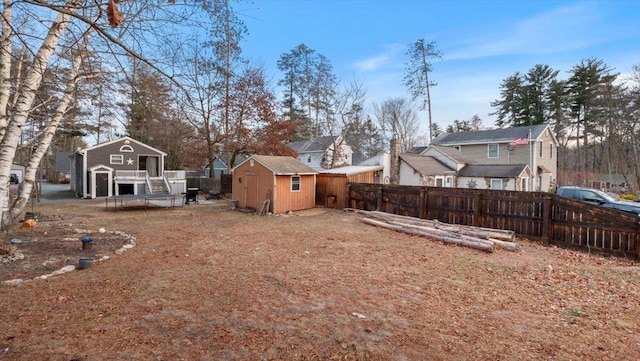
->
419 188 427 220
541 195 551 245
376 186 383 212
474 193 482 227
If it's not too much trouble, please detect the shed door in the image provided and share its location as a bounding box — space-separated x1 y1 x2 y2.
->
244 173 258 210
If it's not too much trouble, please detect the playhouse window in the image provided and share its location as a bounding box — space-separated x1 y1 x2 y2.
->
110 154 123 164
120 145 134 152
291 176 301 191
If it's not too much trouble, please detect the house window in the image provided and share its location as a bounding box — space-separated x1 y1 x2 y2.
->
435 176 444 187
490 179 503 190
454 145 461 151
487 144 498 158
291 175 301 191
250 159 254 167
445 176 453 187
549 144 553 159
539 142 543 157
521 178 527 191
307 156 311 163
120 145 134 152
110 154 123 164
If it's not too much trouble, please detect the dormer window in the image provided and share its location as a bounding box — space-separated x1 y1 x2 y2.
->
120 145 134 152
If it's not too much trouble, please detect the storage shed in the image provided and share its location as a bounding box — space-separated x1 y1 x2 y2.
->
232 155 318 214
316 165 383 209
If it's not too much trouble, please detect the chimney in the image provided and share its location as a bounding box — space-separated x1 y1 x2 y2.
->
389 138 402 185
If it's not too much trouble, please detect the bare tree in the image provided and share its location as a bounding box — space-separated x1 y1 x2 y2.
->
372 98 421 152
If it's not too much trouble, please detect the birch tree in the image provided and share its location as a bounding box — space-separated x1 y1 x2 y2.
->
0 0 216 231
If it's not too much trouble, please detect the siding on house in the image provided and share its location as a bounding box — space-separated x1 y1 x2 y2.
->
84 138 164 172
430 124 558 191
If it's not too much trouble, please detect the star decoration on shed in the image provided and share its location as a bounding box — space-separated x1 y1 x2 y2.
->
126 158 134 165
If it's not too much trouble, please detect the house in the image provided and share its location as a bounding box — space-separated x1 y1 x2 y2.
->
457 164 532 190
72 136 186 198
399 152 457 187
54 152 72 183
203 156 228 179
287 135 353 171
357 152 391 184
426 124 558 191
316 165 384 209
231 155 318 213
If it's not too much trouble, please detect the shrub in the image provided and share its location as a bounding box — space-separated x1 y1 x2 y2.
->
619 193 636 201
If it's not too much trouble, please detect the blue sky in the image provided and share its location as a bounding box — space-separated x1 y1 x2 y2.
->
239 0 640 135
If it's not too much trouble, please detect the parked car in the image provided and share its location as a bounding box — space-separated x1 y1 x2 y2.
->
556 186 640 216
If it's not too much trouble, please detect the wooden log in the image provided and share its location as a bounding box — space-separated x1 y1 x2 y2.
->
360 217 494 253
358 209 516 242
353 209 518 251
487 238 518 251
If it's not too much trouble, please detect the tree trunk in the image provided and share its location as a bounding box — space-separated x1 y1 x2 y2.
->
0 1 81 231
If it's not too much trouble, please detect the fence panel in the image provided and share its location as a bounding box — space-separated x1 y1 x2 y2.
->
348 183 640 259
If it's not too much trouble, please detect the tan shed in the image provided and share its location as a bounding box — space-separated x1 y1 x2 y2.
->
316 165 383 209
232 155 318 213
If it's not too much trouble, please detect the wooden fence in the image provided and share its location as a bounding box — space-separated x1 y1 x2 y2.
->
347 183 640 260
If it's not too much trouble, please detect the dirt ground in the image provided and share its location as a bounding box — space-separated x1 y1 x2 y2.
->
1 198 639 360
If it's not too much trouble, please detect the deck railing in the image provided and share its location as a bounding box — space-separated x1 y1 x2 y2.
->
115 170 147 180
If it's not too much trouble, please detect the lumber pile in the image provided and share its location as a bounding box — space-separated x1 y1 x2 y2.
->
353 210 517 253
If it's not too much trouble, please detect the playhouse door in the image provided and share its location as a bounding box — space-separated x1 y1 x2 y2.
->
95 172 110 197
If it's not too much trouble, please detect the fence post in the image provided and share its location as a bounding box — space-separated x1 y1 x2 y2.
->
541 195 551 245
419 188 427 219
474 193 482 227
376 186 383 211
347 183 352 209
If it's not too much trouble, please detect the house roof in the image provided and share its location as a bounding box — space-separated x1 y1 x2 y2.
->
202 156 228 169
79 136 167 156
408 145 428 154
238 155 318 175
458 164 529 178
432 124 551 146
400 153 455 176
319 165 383 176
427 145 476 164
287 136 342 153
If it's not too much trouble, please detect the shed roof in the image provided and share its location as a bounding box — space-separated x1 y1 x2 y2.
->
319 165 383 176
432 124 550 146
400 154 455 176
239 155 318 175
458 164 529 178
